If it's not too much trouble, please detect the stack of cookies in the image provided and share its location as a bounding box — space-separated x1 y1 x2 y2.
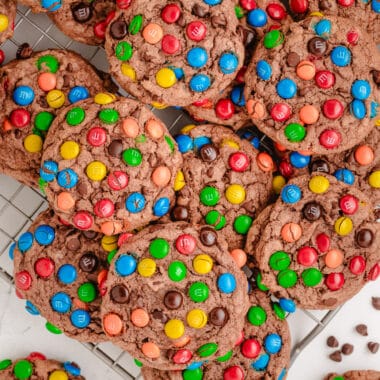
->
0 0 379 379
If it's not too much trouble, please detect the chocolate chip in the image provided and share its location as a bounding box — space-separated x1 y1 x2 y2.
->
209 307 229 326
14 129 22 139
79 252 99 273
319 0 332 10
341 343 354 355
375 208 380 221
368 342 379 353
192 4 209 17
164 291 183 310
327 336 339 348
16 43 33 59
355 324 368 336
199 144 218 162
176 14 186 27
110 285 129 303
66 238 81 251
310 159 330 174
199 227 217 246
303 202 321 221
82 230 97 239
356 229 374 248
110 20 128 40
329 350 342 362
108 140 123 157
371 70 380 87
286 52 300 67
372 297 380 310
307 37 327 56
77 182 88 197
211 15 226 27
71 2 92 23
171 206 189 221
152 309 168 323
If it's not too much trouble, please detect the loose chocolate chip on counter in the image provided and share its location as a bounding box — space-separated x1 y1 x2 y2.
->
355 324 368 336
356 229 374 248
368 342 379 354
71 2 93 23
341 343 354 355
286 52 300 67
329 350 342 362
110 20 128 40
16 43 33 59
327 336 339 348
307 37 327 56
199 227 217 246
372 297 380 310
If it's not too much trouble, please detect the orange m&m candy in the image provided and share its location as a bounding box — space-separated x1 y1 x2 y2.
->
354 145 374 166
131 308 150 327
230 249 247 268
103 313 123 336
325 249 344 269
145 119 164 139
38 72 57 92
142 23 163 44
57 192 75 211
122 118 139 138
152 166 171 187
256 152 274 172
281 223 302 242
299 105 319 124
142 342 160 358
296 61 316 80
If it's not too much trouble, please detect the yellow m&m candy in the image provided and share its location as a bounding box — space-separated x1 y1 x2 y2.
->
46 90 66 108
369 171 380 188
193 254 213 275
187 309 207 329
94 92 116 105
181 125 196 134
335 216 353 236
272 175 286 194
225 184 246 205
60 141 80 160
48 370 68 380
86 161 107 181
137 258 156 277
174 170 186 191
0 14 9 33
101 235 118 252
165 319 185 339
309 175 330 194
121 63 136 81
156 68 176 88
221 139 239 150
24 134 43 153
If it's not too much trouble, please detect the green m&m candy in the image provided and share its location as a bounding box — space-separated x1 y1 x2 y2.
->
165 135 175 153
205 210 226 230
149 238 170 259
277 269 298 288
183 368 203 380
216 349 233 362
168 261 187 282
99 109 119 124
45 322 62 334
77 282 97 303
264 30 284 49
0 359 12 370
13 360 33 380
273 302 286 320
200 186 220 206
66 107 85 126
115 41 133 61
107 249 118 264
34 111 54 132
233 214 253 235
256 272 269 291
134 359 143 368
129 14 143 35
247 305 267 326
123 148 142 166
333 377 344 380
302 268 323 287
189 282 209 303
37 54 59 73
235 5 244 18
269 251 291 271
284 123 306 142
197 342 218 357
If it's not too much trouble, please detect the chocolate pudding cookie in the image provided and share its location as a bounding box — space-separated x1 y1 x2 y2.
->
173 124 273 251
246 173 380 309
0 0 16 44
244 16 380 154
141 289 291 380
101 222 249 370
325 371 380 380
105 0 244 107
41 94 182 235
13 209 114 342
49 0 116 45
0 50 105 187
0 353 84 380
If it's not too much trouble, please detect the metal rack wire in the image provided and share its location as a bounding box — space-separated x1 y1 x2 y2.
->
0 5 340 379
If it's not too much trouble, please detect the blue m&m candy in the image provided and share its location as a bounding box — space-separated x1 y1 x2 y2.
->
219 53 239 74
186 362 204 370
68 86 90 104
372 0 380 12
252 353 270 371
35 225 55 245
371 101 379 118
126 192 146 213
153 197 170 217
231 85 245 107
350 99 366 119
63 362 81 376
289 152 310 169
351 80 371 100
173 67 184 80
175 134 193 153
256 60 272 81
203 0 221 4
8 243 16 260
278 368 287 380
279 298 296 313
330 46 351 67
115 254 137 276
42 0 62 11
334 168 355 185
190 74 211 92
264 333 282 354
40 160 58 182
25 300 40 316
187 47 208 69
247 9 268 27
276 78 297 99
13 86 35 106
18 232 34 253
281 184 301 204
51 292 72 313
70 309 90 328
58 264 77 284
57 168 78 189
314 19 332 38
194 136 211 149
217 273 237 293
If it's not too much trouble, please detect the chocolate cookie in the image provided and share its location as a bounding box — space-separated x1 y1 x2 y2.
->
0 0 16 44
185 0 292 129
100 222 249 370
105 0 244 107
13 209 113 342
41 94 182 235
244 16 380 154
246 173 380 309
141 290 291 380
325 370 380 380
0 50 105 187
48 0 116 45
18 0 62 12
0 353 84 380
173 124 273 251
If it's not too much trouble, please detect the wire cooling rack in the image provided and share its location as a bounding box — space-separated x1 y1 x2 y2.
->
0 4 341 379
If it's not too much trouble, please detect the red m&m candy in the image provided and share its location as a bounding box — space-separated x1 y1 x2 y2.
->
87 127 107 147
116 0 132 9
349 256 366 275
289 0 308 13
266 3 287 20
27 352 46 361
34 257 55 278
161 4 181 23
94 199 115 218
279 160 294 178
316 233 330 252
241 338 261 358
108 171 129 190
325 272 345 291
10 109 31 128
175 234 196 255
315 70 335 89
319 129 342 149
172 349 193 364
224 365 244 380
73 211 93 230
161 35 180 54
337 0 354 6
322 99 344 120
368 263 380 281
339 194 359 215
16 271 32 290
297 246 318 266
347 30 359 45
240 0 256 10
186 21 207 42
215 99 235 120
94 21 107 39
271 103 291 122
229 152 250 172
